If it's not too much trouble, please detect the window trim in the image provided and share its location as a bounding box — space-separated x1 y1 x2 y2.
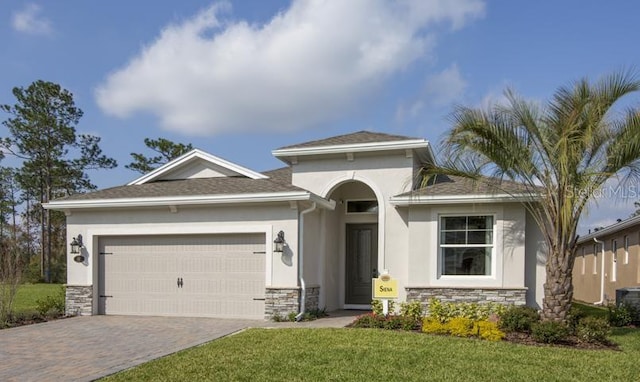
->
438 214 496 278
611 239 617 282
624 235 629 264
345 199 378 215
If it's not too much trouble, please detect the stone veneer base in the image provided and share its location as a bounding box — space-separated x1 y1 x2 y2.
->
65 285 93 316
265 286 321 319
406 287 527 313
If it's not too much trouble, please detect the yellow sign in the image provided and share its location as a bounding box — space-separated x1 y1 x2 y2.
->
373 277 398 299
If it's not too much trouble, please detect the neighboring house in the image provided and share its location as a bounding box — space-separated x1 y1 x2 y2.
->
573 216 640 304
44 131 546 320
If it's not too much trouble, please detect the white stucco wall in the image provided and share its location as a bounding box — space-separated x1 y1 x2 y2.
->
407 203 531 290
291 151 415 306
65 203 300 291
292 151 414 309
525 210 547 308
161 158 240 180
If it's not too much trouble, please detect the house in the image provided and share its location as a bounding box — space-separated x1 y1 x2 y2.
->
573 216 640 304
44 131 546 320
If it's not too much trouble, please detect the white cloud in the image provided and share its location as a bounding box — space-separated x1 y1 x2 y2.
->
395 62 467 124
96 0 485 136
12 4 52 36
395 100 424 124
424 63 467 107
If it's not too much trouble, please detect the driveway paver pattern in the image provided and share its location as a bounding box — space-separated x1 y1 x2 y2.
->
0 315 258 382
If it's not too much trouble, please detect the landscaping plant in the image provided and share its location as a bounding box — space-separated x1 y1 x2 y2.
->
531 321 569 344
607 303 638 327
498 305 540 333
576 317 610 344
423 71 640 321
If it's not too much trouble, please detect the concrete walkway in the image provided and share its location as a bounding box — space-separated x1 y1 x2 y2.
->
264 309 362 328
0 311 360 382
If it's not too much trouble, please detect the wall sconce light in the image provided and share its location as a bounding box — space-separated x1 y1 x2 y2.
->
70 235 85 262
273 231 285 253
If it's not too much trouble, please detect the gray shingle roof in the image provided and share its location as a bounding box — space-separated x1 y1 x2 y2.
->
276 130 423 150
56 175 304 201
396 174 531 197
262 167 292 185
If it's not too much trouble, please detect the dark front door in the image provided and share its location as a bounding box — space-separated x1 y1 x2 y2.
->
345 223 378 305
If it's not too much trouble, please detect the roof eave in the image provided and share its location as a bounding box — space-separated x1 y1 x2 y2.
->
390 193 535 206
577 214 640 244
272 140 430 163
44 191 335 210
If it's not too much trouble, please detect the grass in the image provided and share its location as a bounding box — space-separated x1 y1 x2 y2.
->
102 327 640 382
572 301 608 319
12 283 64 314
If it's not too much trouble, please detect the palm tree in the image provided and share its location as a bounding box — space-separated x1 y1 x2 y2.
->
425 71 640 321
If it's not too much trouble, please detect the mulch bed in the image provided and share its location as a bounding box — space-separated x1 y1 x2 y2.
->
503 332 619 350
1 313 68 329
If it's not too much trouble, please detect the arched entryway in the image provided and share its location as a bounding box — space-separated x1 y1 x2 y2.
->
323 180 381 309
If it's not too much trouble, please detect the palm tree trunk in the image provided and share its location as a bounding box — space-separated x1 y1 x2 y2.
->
542 250 574 321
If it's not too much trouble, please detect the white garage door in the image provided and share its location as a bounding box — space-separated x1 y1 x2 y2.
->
98 234 266 319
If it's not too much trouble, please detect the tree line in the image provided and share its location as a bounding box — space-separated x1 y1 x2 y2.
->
0 80 192 293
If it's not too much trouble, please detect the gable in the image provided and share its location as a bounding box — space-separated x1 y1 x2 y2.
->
158 158 245 180
128 149 268 185
272 130 434 173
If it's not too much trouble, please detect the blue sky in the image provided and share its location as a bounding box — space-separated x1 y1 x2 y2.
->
2 0 640 233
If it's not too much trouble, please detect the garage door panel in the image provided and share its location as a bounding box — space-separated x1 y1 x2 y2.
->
99 234 266 319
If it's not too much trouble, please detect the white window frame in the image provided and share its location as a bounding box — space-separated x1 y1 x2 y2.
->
345 199 378 215
438 214 496 279
611 239 617 282
624 235 629 264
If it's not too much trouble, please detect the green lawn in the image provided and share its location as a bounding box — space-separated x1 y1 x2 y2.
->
572 301 608 319
102 327 640 382
13 283 64 314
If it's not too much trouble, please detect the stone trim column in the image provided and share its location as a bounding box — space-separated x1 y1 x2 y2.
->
65 285 93 316
265 287 300 319
304 286 320 312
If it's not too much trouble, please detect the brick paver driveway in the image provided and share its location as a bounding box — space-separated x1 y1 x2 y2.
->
0 315 259 382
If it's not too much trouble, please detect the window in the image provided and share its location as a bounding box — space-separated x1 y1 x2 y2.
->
440 215 494 276
612 239 618 282
624 235 629 264
593 244 598 275
346 200 378 214
581 247 585 275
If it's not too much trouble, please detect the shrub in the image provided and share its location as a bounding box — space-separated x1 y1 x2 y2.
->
576 317 610 344
566 305 587 334
607 303 638 327
498 305 540 333
427 298 506 323
422 317 505 341
400 315 419 331
422 318 449 335
446 317 475 337
473 320 505 342
531 321 569 344
352 313 415 331
35 286 66 318
400 300 423 321
382 315 405 330
427 298 449 323
352 313 382 328
372 299 396 316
